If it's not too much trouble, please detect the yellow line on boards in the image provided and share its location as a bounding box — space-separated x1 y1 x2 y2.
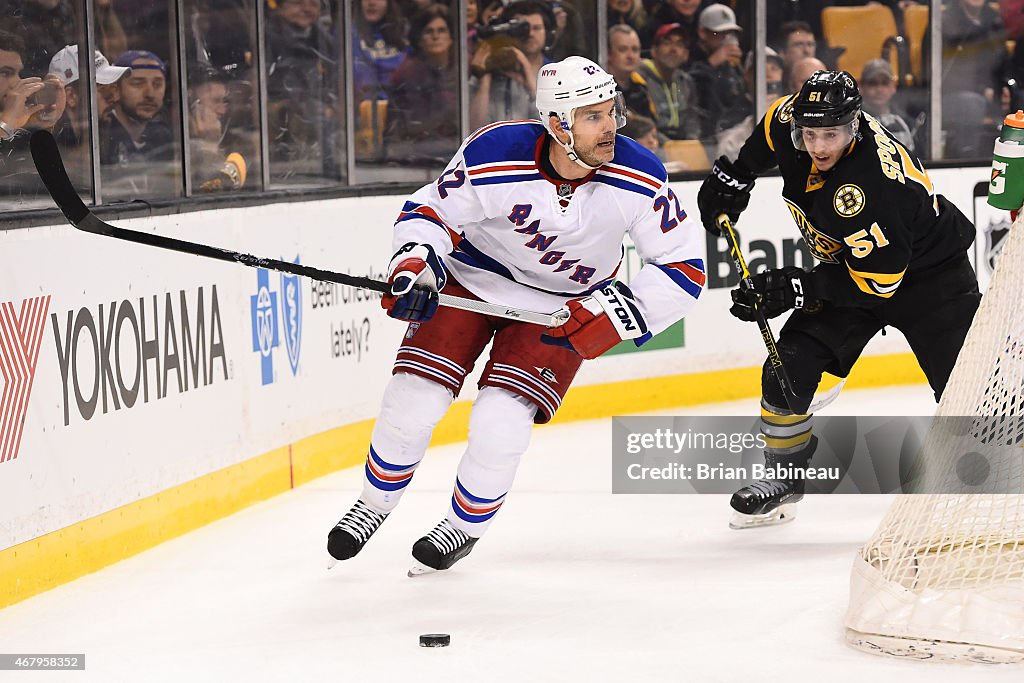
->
0 353 926 608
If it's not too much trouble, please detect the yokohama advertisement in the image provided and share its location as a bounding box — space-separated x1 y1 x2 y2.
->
0 167 990 549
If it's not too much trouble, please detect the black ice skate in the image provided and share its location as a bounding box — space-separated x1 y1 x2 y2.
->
327 499 388 566
730 436 818 530
408 519 478 577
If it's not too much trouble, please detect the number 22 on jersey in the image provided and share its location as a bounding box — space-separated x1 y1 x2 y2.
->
653 188 686 233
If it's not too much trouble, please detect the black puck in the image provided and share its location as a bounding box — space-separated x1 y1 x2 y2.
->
419 633 450 647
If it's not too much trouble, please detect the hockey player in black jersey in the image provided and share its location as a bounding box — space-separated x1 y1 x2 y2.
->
696 70 981 528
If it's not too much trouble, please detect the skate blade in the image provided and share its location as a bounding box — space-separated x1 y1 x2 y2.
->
407 562 439 577
729 503 797 530
327 554 339 570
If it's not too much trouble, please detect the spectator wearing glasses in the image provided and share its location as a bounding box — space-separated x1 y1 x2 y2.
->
777 20 816 87
385 4 459 162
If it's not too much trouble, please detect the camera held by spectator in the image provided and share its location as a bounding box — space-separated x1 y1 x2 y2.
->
0 29 67 140
476 17 531 73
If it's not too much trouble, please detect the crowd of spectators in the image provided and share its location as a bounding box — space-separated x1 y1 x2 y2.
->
600 0 1020 166
2 0 1024 208
294 0 1009 171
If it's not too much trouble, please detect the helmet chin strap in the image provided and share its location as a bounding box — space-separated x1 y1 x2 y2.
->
555 129 601 171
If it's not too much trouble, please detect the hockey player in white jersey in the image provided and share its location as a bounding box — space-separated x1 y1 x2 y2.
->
327 56 706 575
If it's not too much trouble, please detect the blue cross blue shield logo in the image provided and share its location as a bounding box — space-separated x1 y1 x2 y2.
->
250 269 279 385
280 264 302 376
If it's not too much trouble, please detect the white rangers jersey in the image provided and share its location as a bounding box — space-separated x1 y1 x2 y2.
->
393 120 705 338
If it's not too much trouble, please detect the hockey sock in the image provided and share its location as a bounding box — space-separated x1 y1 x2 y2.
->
446 387 535 537
359 372 454 512
760 402 815 467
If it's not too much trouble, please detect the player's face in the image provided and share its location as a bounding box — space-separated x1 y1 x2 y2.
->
608 31 641 75
801 125 851 171
572 101 617 166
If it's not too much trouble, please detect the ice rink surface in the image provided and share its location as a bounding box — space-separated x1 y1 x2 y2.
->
2 385 1018 682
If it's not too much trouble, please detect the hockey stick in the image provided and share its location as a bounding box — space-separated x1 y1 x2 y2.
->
29 131 568 328
717 214 846 414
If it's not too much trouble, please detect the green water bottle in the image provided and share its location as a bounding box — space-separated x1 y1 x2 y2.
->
989 110 1024 210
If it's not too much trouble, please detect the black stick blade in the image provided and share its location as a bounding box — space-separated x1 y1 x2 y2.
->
30 130 94 228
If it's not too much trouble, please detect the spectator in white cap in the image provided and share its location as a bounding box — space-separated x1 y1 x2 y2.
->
860 58 915 151
49 44 130 87
48 44 130 147
690 3 747 153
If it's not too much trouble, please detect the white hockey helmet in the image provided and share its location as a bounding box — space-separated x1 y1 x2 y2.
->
535 56 626 169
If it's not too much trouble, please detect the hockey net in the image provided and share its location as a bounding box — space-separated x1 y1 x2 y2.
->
844 215 1024 664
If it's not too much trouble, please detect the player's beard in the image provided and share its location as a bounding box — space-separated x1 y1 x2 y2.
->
577 135 615 167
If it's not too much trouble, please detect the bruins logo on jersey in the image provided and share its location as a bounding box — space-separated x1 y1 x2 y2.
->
784 199 843 263
777 100 794 124
833 184 865 217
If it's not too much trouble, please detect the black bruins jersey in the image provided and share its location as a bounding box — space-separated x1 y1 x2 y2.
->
736 94 976 306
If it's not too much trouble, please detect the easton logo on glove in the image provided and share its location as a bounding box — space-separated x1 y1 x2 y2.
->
540 281 650 359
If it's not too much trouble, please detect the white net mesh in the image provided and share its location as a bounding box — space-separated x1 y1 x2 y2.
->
844 215 1024 663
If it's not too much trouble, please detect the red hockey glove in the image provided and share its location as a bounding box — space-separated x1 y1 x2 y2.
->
541 282 650 359
381 242 447 322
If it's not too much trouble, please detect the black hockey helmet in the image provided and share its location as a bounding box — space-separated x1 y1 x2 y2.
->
792 70 862 128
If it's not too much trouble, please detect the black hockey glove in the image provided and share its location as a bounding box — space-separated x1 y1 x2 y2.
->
729 267 821 321
697 156 756 236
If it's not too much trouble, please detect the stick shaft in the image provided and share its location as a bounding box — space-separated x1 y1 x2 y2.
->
31 131 564 327
717 214 798 413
